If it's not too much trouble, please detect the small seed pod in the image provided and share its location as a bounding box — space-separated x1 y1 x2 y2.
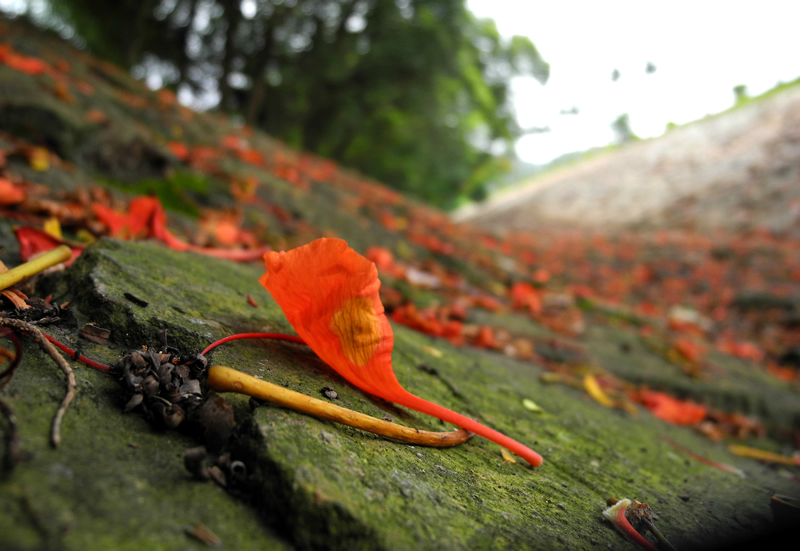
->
208 465 227 488
120 359 143 391
174 364 190 381
157 362 174 383
162 404 185 428
161 381 181 403
229 460 247 483
179 379 201 398
141 375 159 397
123 393 144 413
182 353 208 377
150 400 184 428
183 446 210 480
627 500 653 533
130 351 147 371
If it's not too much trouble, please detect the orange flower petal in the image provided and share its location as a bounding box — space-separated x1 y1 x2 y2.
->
0 178 26 206
261 238 543 467
633 390 706 425
13 226 84 266
261 238 392 396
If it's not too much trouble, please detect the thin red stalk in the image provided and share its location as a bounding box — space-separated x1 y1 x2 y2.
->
201 332 306 356
661 435 744 476
160 230 270 261
613 503 659 551
43 334 113 372
384 388 543 467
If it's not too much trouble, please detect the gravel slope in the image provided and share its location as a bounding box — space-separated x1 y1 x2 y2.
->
456 86 800 235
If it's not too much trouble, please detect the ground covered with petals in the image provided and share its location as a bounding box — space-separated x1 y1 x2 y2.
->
1 17 798 551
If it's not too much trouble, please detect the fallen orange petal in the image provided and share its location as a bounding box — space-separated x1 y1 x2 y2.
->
0 177 25 206
13 226 84 266
633 390 707 426
0 44 50 75
167 141 189 161
93 196 269 261
261 238 543 467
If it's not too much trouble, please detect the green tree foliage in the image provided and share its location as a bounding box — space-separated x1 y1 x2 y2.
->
48 0 548 208
733 84 749 105
611 113 638 143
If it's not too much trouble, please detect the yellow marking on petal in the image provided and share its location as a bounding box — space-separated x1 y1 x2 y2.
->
330 296 381 366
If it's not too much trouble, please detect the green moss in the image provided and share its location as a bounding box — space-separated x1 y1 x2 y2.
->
3 239 797 551
583 321 800 434
0 340 290 551
101 171 213 217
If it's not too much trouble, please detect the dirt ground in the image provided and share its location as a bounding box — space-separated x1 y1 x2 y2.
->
456 85 800 236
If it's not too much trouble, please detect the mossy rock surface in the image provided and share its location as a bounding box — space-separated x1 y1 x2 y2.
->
1 17 799 551
2 239 798 550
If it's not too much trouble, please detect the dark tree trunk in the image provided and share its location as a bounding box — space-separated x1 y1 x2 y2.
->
124 0 158 68
219 0 241 111
245 26 275 127
173 0 199 89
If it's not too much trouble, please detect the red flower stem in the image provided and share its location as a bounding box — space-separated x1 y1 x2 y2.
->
661 435 744 476
203 331 544 467
201 332 306 356
614 505 659 551
43 334 113 372
388 388 543 467
39 333 305 373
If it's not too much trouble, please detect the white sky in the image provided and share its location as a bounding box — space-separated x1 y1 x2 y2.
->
468 0 800 164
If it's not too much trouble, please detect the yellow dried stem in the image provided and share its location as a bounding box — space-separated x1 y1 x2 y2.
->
0 245 71 291
207 365 473 447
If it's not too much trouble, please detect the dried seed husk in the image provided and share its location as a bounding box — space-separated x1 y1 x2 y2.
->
124 393 144 412
130 351 147 370
207 465 226 487
196 393 236 452
228 460 247 483
163 383 181 404
185 524 221 547
79 323 111 345
162 404 185 428
157 361 174 382
141 375 159 397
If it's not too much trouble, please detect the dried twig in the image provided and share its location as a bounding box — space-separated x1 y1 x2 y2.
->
0 318 76 447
